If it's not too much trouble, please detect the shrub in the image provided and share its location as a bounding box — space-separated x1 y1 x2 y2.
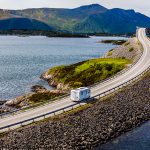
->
29 92 64 103
107 51 113 56
129 47 134 52
73 82 83 88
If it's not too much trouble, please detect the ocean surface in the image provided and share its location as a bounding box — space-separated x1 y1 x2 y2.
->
98 121 150 150
0 35 127 100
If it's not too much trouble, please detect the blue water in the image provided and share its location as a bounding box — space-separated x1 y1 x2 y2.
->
98 121 150 150
0 35 127 100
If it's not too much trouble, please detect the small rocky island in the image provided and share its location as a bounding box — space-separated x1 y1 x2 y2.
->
100 39 127 45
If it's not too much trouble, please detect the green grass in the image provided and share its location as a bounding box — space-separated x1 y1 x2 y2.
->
48 58 130 88
29 92 65 104
107 49 113 56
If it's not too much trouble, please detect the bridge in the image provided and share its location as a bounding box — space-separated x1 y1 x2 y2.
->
0 28 150 132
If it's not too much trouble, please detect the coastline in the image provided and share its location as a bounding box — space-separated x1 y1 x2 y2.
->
0 30 89 38
0 37 141 113
0 67 149 149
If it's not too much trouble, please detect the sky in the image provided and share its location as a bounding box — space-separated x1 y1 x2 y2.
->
0 0 149 17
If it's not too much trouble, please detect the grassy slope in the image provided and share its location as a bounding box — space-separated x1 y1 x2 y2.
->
28 92 64 104
48 58 130 88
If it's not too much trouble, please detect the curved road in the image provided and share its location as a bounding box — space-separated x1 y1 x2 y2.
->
0 28 150 130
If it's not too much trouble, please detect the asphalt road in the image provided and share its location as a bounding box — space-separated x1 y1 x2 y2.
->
0 28 150 130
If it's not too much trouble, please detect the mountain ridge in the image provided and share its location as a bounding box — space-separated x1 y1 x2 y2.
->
0 4 149 34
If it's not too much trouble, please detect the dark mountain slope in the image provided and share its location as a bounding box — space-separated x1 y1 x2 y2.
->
73 8 150 34
0 4 149 34
0 18 54 30
72 4 107 15
7 4 107 30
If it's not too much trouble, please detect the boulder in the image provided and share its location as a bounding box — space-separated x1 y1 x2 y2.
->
5 95 30 108
31 85 47 93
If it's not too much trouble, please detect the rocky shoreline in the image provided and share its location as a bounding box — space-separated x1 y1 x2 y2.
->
0 84 65 114
0 68 150 149
0 37 142 114
41 37 142 91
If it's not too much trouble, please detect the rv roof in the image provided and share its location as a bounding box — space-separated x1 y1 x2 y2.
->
77 87 89 91
71 87 89 92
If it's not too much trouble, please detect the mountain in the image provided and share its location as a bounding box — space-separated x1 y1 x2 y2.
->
0 4 149 34
0 18 54 30
73 9 150 34
73 4 107 15
5 4 107 30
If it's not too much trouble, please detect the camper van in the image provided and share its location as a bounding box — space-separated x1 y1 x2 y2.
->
71 87 91 101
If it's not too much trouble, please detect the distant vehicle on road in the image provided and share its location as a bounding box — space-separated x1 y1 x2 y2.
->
71 87 91 101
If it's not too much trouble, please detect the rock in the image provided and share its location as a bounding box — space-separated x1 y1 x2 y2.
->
0 100 6 105
40 71 52 81
50 90 65 94
31 85 47 93
57 83 70 90
104 38 142 63
0 105 15 114
5 95 30 108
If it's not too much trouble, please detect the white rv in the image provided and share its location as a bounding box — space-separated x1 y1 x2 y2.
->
71 87 91 101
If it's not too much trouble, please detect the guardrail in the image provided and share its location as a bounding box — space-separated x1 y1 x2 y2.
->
0 36 143 118
1 62 150 133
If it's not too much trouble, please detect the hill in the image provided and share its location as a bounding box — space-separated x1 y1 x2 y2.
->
0 4 149 34
6 4 107 30
73 9 150 34
0 18 54 30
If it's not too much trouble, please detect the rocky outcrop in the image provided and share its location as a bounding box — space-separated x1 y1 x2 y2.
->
100 39 126 45
104 37 142 63
5 95 31 108
31 85 48 93
41 71 70 91
0 106 14 114
0 100 6 105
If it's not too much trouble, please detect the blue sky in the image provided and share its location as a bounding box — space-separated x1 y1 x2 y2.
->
0 0 149 16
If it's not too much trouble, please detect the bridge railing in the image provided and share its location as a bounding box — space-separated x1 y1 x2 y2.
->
1 63 150 133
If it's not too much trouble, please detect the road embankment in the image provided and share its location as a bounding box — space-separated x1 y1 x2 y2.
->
0 67 150 149
104 37 142 63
